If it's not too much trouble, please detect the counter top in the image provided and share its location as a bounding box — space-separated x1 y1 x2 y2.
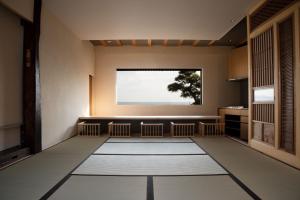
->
219 107 248 110
80 115 221 120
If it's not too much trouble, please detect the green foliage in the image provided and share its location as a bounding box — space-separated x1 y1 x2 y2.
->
167 70 201 105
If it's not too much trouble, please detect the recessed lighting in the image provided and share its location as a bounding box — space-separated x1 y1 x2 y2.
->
107 40 113 44
231 19 236 23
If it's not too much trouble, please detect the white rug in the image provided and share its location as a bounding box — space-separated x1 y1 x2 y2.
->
94 143 205 155
72 155 227 176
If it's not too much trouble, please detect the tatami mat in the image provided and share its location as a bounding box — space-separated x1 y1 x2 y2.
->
2 136 299 199
194 137 300 200
94 143 205 155
154 176 252 200
72 155 227 175
107 137 193 143
0 136 108 200
49 176 147 200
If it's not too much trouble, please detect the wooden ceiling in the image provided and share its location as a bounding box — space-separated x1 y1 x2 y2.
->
90 39 212 47
90 17 248 47
250 0 297 32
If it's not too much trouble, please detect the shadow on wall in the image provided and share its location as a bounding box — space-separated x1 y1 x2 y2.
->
64 125 78 141
0 129 21 151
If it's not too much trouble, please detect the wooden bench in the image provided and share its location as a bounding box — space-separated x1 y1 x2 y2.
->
170 122 195 137
140 122 164 137
198 122 225 136
77 122 101 136
108 122 131 137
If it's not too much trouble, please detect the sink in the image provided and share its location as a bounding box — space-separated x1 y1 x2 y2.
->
226 106 245 109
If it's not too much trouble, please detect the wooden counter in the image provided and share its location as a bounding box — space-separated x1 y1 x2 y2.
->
218 108 249 141
79 115 221 135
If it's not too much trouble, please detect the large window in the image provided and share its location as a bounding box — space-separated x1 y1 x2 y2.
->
116 69 202 105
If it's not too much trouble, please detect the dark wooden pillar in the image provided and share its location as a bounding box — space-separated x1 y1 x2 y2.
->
22 0 42 153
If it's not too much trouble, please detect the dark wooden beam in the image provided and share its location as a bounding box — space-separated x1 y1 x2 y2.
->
116 40 122 46
208 40 216 46
192 40 200 46
100 40 107 46
132 40 137 46
90 40 101 46
22 0 42 154
163 40 168 46
178 40 184 46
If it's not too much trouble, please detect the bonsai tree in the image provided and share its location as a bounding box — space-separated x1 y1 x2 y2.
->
167 70 201 105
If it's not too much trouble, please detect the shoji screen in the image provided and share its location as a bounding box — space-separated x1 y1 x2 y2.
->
278 16 295 153
251 28 275 145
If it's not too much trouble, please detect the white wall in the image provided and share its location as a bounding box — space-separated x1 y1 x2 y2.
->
0 5 23 151
0 0 34 22
94 47 240 116
39 7 95 149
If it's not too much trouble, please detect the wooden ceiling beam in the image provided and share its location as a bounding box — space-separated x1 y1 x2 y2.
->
163 40 168 46
192 40 200 46
132 40 137 46
148 39 152 47
208 40 216 46
178 40 184 46
116 40 122 46
238 38 248 46
90 40 101 46
100 40 107 46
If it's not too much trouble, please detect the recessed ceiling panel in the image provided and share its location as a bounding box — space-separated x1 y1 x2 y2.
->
44 0 259 40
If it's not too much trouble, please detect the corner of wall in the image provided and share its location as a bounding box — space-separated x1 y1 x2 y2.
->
39 6 95 150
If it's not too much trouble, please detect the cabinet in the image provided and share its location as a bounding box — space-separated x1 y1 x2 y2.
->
218 108 249 142
228 45 248 80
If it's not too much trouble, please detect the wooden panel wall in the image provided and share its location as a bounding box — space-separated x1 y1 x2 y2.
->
248 1 300 169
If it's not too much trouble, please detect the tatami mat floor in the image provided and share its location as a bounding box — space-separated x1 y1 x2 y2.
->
94 142 205 154
0 136 300 200
48 176 147 200
48 137 249 200
193 137 300 200
0 136 108 200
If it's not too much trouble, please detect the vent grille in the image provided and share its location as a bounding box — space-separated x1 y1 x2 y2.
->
279 16 295 153
250 0 296 32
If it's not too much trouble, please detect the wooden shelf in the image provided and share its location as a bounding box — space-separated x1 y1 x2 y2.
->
225 120 241 123
219 107 248 142
225 127 240 131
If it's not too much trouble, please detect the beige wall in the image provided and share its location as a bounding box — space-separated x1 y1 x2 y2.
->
39 7 95 149
0 0 34 22
94 47 240 116
0 5 23 151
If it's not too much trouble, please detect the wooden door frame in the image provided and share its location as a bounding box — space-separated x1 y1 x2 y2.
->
89 75 93 116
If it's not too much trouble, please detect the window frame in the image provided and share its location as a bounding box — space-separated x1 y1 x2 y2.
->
115 68 203 106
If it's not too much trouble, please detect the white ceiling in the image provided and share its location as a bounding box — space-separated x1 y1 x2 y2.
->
43 0 260 40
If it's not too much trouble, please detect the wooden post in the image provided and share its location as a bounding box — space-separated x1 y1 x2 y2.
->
22 0 42 153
